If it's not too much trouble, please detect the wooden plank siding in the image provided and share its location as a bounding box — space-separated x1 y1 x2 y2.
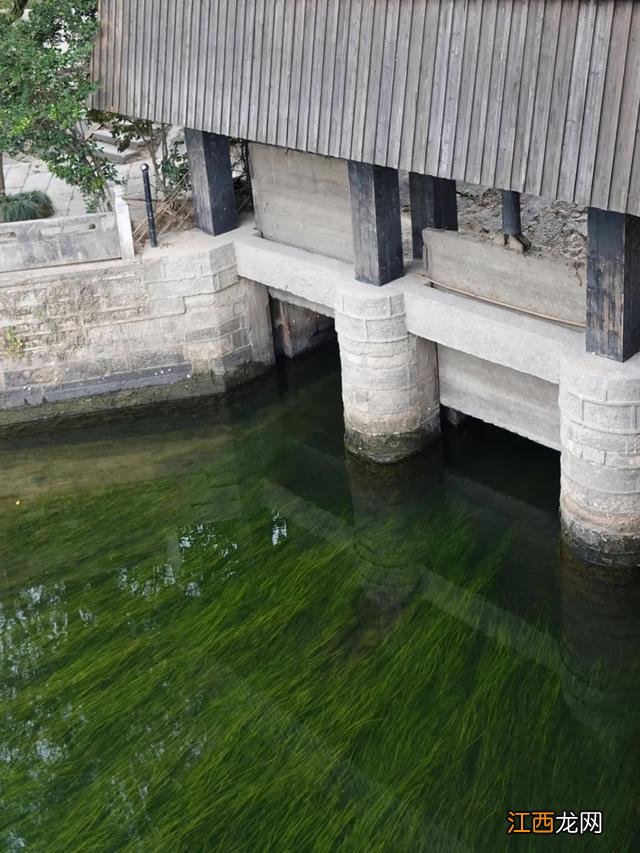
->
93 0 640 216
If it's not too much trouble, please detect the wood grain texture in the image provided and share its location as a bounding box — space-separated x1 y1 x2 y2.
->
586 207 640 362
94 0 640 215
184 129 238 235
348 161 404 285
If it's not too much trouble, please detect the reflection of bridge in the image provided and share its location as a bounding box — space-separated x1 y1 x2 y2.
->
262 478 562 675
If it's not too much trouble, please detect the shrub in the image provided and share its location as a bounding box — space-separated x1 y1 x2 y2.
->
0 189 55 222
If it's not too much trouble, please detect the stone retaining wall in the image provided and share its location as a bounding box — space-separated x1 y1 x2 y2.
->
0 241 274 425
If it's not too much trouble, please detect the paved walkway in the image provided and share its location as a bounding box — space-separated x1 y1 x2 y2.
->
2 155 151 221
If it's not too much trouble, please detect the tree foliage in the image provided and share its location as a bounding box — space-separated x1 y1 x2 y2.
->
0 0 116 210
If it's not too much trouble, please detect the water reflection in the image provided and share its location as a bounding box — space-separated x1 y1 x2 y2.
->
560 546 640 735
346 453 444 650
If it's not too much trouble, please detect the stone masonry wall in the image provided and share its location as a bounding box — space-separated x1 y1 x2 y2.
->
0 241 274 424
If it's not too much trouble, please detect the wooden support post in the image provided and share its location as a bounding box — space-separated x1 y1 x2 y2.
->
587 207 640 362
502 190 522 236
348 161 404 285
408 173 457 260
184 128 237 236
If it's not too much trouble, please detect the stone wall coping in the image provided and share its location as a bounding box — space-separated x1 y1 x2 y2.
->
0 257 137 288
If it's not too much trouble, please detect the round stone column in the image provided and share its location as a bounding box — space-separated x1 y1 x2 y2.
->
335 284 440 463
560 347 640 567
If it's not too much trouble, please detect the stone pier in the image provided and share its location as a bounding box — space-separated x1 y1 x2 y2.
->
560 348 640 567
335 284 440 463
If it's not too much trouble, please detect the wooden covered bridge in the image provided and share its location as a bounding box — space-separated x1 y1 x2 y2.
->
93 0 640 567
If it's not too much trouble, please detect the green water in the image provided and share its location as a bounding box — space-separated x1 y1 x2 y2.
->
1 346 639 852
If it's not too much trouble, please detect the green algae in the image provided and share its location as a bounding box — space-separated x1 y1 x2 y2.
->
1 350 639 852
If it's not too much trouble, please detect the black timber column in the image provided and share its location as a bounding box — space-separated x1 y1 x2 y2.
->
587 207 640 362
348 162 404 285
184 129 237 236
502 190 522 236
408 174 458 260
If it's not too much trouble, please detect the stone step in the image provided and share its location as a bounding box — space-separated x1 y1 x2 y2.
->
94 140 141 165
92 128 148 149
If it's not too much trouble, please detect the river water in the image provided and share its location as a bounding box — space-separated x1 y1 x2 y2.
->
1 345 639 851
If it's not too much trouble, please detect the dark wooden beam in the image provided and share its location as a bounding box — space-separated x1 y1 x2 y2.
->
348 162 404 285
184 129 237 235
408 174 458 260
502 190 522 236
587 207 640 362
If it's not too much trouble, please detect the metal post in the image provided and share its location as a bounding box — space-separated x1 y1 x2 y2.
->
502 190 522 236
141 164 158 248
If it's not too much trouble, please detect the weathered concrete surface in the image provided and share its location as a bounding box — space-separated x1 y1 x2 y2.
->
0 212 126 273
0 237 274 426
270 298 335 359
438 346 560 450
402 277 579 385
423 228 586 327
560 346 640 566
335 283 440 463
251 146 588 271
250 143 354 263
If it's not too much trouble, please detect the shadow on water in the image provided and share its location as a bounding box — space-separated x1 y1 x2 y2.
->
1 341 639 851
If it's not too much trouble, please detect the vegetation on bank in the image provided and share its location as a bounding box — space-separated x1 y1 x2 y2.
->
0 189 54 222
0 0 115 210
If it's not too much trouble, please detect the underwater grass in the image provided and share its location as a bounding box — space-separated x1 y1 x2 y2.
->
1 372 639 852
2 481 638 853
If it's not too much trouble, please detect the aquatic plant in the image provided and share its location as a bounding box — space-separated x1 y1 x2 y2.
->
0 359 638 852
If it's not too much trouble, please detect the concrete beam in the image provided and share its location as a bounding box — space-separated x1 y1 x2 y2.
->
438 346 561 450
227 223 580 385
403 279 579 385
423 228 586 328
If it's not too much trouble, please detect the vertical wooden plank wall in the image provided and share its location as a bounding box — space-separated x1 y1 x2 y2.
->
93 0 640 218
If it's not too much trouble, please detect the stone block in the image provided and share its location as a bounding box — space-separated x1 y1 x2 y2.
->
365 315 408 343
219 318 242 336
147 275 218 300
582 400 636 432
336 283 439 463
148 296 186 317
334 313 369 342
186 341 227 362
562 452 638 494
222 345 253 370
214 266 239 291
340 291 404 320
185 327 221 343
232 329 250 349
